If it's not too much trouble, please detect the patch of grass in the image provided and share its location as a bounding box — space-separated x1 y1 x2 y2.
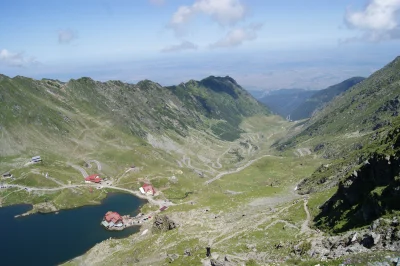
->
280 201 307 225
307 187 337 219
12 172 60 188
245 259 260 266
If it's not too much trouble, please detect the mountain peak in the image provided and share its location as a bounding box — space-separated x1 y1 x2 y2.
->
136 79 163 89
199 76 242 99
387 55 400 68
224 75 239 85
0 74 9 80
201 75 238 85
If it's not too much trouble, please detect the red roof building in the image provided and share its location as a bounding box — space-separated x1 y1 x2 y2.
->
85 174 102 183
142 183 155 196
104 211 123 224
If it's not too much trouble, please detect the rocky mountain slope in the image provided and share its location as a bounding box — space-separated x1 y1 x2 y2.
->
301 57 399 138
281 56 400 233
290 76 365 120
313 118 400 233
167 76 269 141
2 58 400 265
0 75 269 159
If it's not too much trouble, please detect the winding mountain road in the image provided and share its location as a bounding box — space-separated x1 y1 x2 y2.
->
2 184 173 207
181 155 214 175
301 198 312 234
205 154 279 185
86 160 102 171
68 163 88 178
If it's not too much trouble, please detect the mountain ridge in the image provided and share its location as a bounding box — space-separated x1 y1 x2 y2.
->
290 76 365 120
0 74 270 157
2 57 400 265
258 88 316 117
278 55 400 233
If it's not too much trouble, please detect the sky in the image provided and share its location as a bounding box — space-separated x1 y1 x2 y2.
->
1 0 400 90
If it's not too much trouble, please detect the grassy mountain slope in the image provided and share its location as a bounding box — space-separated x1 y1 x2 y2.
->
3 58 400 265
258 89 315 117
168 76 269 141
279 57 400 157
280 56 400 232
1 72 327 265
0 75 269 159
314 118 400 233
0 74 272 210
61 57 400 265
290 77 365 120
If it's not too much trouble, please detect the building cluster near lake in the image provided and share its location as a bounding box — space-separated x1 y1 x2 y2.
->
101 211 123 229
101 211 153 230
85 174 102 183
100 183 167 231
139 183 155 196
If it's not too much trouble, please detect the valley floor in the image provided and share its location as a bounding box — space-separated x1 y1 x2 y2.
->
56 116 333 266
3 115 394 265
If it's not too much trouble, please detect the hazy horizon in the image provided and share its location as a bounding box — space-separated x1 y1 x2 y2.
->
1 0 400 90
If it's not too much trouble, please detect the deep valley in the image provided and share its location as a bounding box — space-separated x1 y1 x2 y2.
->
1 58 400 266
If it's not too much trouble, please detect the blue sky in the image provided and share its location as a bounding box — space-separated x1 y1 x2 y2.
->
0 0 400 90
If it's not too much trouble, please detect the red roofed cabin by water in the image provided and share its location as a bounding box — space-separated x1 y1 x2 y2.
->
85 174 102 183
142 183 155 196
104 211 123 224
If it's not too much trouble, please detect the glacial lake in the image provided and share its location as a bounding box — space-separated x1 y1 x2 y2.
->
0 193 145 266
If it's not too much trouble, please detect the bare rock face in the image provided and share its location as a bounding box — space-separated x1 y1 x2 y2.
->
210 259 224 266
310 217 400 261
184 249 191 256
152 215 176 232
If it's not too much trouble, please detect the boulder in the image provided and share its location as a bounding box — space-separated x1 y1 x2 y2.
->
275 242 284 249
351 232 358 243
153 215 176 232
371 219 381 231
210 259 224 266
395 229 400 241
167 254 179 263
391 217 399 227
184 249 191 256
385 228 393 240
346 243 365 253
372 232 381 245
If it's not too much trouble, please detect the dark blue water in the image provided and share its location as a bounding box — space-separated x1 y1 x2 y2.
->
0 193 145 266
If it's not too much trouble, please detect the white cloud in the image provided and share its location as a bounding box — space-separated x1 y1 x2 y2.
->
0 49 38 67
149 0 165 5
345 0 400 41
169 0 246 34
171 6 194 25
161 41 198 53
210 23 262 48
58 29 78 44
193 0 246 25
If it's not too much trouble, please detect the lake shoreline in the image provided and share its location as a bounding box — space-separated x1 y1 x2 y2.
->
9 191 149 218
0 193 145 266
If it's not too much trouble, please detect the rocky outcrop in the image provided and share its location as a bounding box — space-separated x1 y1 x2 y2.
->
152 215 176 233
210 259 225 266
308 217 400 260
315 152 400 232
166 253 179 263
